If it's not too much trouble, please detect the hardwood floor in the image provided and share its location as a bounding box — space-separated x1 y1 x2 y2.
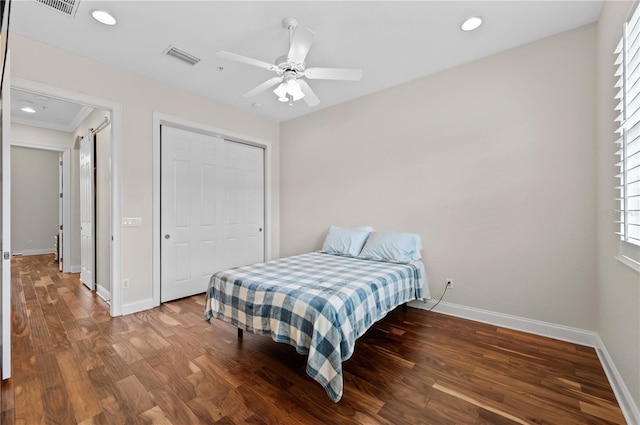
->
0 254 626 424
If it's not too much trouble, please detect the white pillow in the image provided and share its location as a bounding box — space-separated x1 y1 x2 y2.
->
321 225 373 257
358 232 422 262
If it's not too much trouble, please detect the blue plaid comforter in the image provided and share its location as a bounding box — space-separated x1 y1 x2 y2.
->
204 252 426 402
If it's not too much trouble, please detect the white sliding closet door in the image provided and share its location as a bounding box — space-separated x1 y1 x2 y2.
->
160 126 264 302
222 140 264 270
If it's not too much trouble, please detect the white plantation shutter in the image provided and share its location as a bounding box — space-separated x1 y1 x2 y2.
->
615 4 640 269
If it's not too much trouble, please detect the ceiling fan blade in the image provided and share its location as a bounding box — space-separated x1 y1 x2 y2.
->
297 79 320 107
287 26 315 64
243 76 284 98
216 51 278 71
305 67 363 81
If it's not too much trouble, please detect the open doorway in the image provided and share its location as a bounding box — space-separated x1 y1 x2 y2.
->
12 89 112 301
10 79 122 317
10 145 66 264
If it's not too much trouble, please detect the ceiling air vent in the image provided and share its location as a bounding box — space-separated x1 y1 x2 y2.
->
163 45 201 66
35 0 80 17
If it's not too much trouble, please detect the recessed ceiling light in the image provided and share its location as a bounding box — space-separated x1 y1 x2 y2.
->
91 9 116 26
21 106 36 113
461 16 483 32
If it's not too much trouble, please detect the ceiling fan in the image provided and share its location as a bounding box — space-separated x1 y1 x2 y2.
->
217 17 363 107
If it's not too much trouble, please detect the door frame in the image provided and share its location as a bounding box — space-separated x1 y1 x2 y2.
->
13 78 123 317
10 141 71 273
2 52 10 380
151 112 272 307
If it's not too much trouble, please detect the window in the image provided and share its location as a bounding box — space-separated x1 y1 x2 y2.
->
615 3 640 271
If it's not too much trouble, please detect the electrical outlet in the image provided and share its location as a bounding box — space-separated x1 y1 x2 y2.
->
27 240 32 246
446 279 453 289
122 278 130 289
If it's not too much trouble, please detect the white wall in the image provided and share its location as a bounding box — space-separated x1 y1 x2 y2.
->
11 146 59 254
281 24 597 331
596 0 640 411
9 34 280 309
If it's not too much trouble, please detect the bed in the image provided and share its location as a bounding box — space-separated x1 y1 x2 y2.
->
204 227 429 402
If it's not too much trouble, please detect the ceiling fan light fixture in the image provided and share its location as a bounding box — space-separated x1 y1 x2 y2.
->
287 79 305 101
274 82 288 98
274 79 305 102
461 16 483 32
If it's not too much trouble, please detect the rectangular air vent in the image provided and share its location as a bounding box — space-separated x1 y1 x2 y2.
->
163 45 201 66
35 0 80 17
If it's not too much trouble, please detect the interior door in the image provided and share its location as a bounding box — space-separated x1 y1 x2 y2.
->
1 51 10 380
79 132 95 290
160 126 265 302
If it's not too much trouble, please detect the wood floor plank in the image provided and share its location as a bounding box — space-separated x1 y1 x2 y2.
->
41 384 76 425
149 385 204 425
0 255 627 425
13 378 45 425
98 394 127 425
114 375 155 417
138 405 175 425
56 350 102 422
86 366 118 401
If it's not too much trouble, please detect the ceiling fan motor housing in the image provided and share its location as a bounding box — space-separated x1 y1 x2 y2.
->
275 55 306 78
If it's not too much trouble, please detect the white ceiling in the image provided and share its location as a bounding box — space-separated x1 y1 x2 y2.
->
10 1 603 125
12 88 93 132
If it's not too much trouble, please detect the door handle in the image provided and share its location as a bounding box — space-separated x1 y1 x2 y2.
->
259 228 262 232
165 234 171 239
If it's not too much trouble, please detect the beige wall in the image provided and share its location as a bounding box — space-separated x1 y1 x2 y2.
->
11 146 59 253
11 124 74 261
281 24 598 330
597 0 640 408
9 34 280 307
12 123 73 149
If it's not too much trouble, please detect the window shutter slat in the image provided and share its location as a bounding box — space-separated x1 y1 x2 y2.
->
616 37 624 55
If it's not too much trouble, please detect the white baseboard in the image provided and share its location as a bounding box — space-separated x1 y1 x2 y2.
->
96 284 111 303
595 335 640 425
13 248 55 256
121 298 154 316
410 299 639 423
69 265 81 273
411 299 598 346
